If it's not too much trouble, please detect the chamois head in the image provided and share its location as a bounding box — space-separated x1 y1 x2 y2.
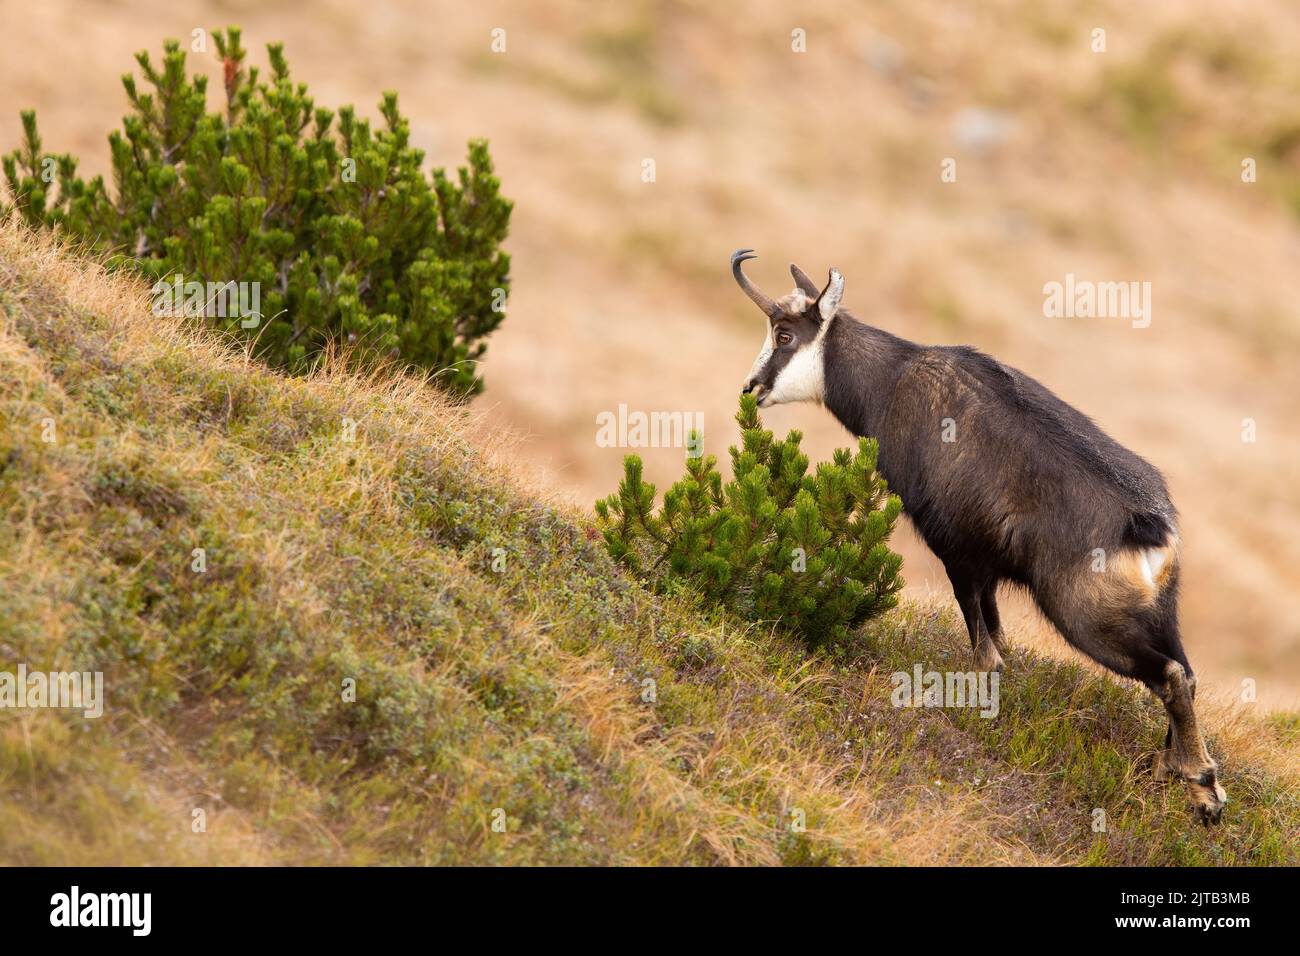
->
732 249 843 407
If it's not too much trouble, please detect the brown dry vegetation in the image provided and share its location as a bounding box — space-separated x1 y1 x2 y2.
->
0 221 1296 865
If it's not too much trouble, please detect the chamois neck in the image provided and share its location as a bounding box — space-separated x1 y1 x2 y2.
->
822 314 920 439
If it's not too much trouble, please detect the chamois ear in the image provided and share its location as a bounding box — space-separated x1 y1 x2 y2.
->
789 263 820 298
816 268 844 323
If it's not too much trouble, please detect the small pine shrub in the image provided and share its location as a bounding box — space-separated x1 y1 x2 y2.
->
1 27 511 396
595 394 905 646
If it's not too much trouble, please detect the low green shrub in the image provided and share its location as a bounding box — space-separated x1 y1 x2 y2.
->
596 394 904 645
2 27 511 395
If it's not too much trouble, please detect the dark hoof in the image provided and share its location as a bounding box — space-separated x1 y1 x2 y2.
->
973 645 1004 673
1195 801 1224 827
1190 772 1227 827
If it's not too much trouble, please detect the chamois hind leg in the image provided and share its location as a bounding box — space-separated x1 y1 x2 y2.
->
1128 605 1226 825
1153 722 1177 782
1086 612 1226 825
947 568 1004 673
1046 585 1226 825
1154 659 1226 825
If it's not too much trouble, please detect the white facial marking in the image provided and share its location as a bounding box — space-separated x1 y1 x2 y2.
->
768 336 825 405
746 281 841 406
746 325 774 389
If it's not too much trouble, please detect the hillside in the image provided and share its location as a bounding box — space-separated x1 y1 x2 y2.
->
0 222 1295 865
5 0 1298 707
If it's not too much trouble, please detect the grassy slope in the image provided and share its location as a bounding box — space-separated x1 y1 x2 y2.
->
0 222 1296 866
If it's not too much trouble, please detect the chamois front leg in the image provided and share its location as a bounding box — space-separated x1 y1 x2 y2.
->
949 571 1004 673
979 586 1009 659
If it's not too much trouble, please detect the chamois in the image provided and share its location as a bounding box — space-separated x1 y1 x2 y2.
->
731 249 1227 825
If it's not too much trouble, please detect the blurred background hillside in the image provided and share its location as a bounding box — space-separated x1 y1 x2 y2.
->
3 0 1298 708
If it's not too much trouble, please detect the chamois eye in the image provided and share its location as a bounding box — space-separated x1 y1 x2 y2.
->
775 331 793 347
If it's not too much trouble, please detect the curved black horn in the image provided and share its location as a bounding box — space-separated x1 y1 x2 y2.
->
789 263 820 298
731 249 781 319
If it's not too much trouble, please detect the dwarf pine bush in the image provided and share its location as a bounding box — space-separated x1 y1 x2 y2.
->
1 27 511 395
595 394 905 646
